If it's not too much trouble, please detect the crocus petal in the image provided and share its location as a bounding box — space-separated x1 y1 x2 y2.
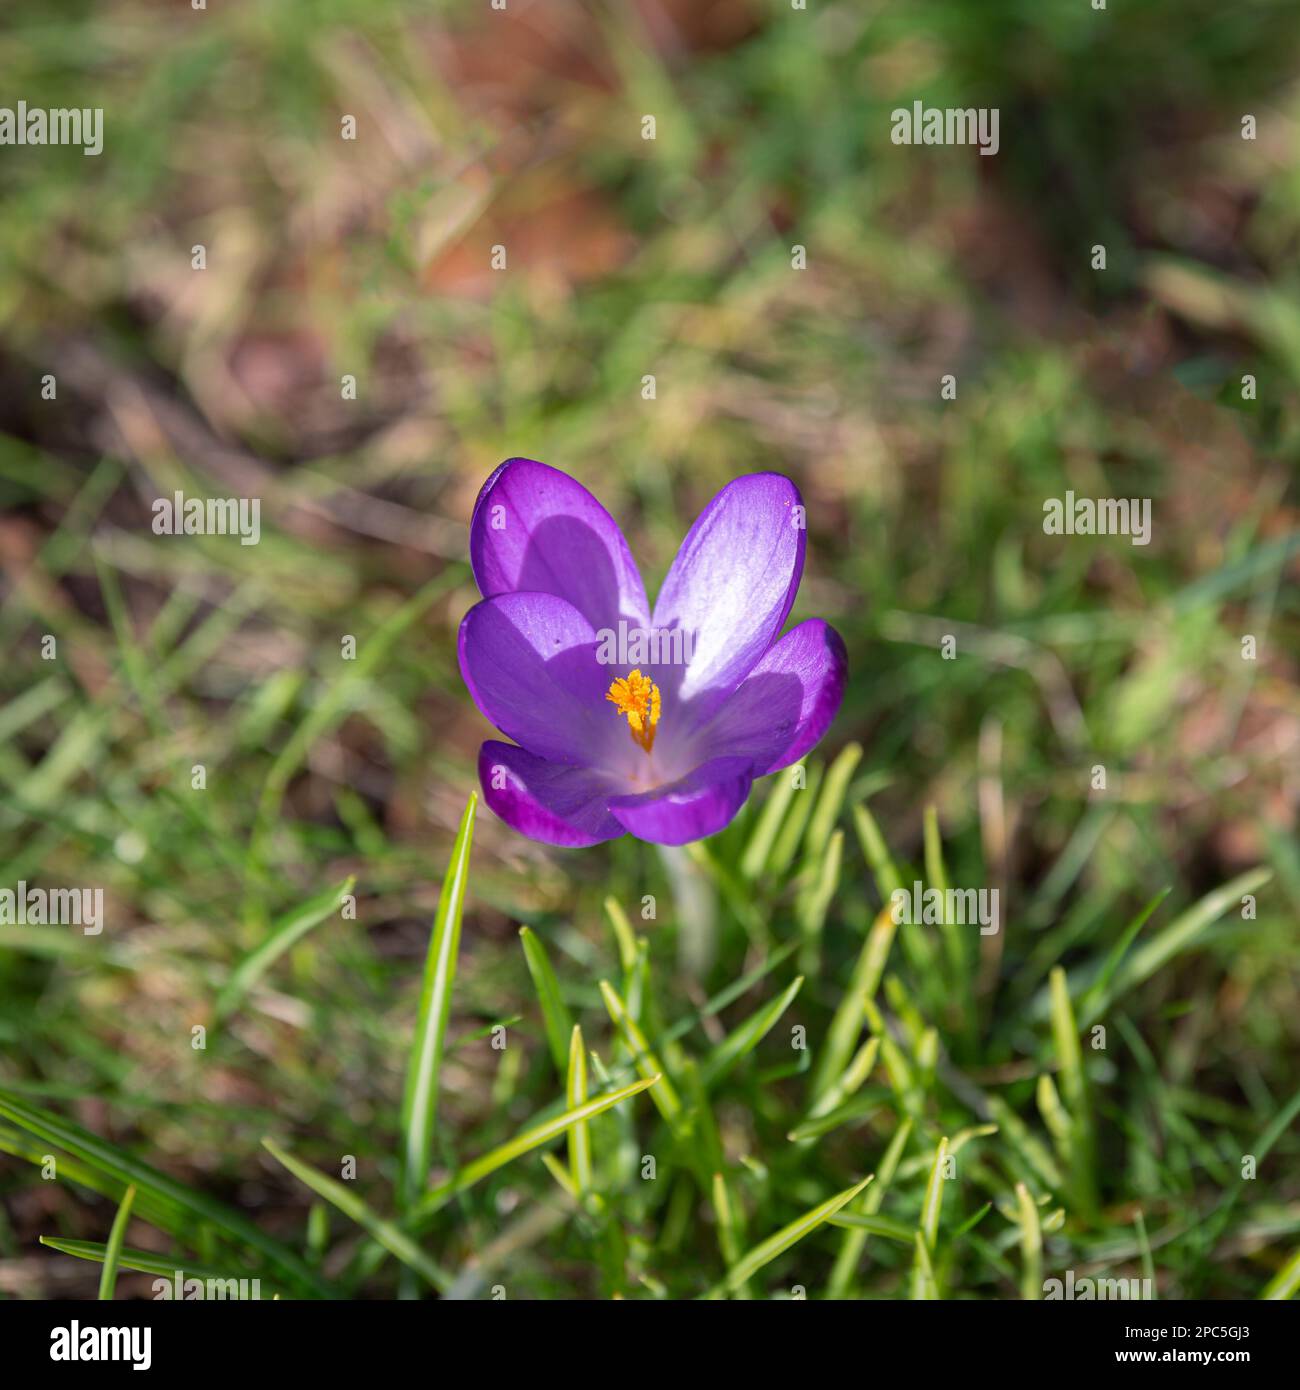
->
696 620 848 776
607 756 754 845
458 591 621 767
478 742 625 847
470 458 650 634
649 474 806 722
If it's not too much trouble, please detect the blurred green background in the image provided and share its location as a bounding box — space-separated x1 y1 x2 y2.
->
0 0 1297 1300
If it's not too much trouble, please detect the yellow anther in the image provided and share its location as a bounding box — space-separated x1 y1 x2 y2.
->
605 669 661 754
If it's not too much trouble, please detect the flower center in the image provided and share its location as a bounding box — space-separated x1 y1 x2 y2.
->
605 669 661 755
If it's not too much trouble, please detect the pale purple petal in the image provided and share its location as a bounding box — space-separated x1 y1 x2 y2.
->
458 591 621 767
471 458 649 634
607 756 754 845
649 474 806 723
695 620 848 776
478 742 624 847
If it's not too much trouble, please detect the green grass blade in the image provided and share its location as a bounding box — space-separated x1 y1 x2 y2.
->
41 1238 266 1293
922 805 949 898
520 926 573 1074
786 1093 885 1143
599 979 683 1125
810 904 896 1101
767 762 823 876
740 768 801 881
214 876 354 1022
415 1075 660 1223
1134 1209 1155 1289
602 895 638 973
262 1137 449 1292
1078 886 1172 1026
911 1135 949 1299
949 1124 999 1156
821 1033 882 1107
566 1024 592 1196
700 976 803 1087
0 1090 332 1296
796 829 842 975
911 1231 937 1301
0 1125 186 1231
1260 1245 1300 1300
825 1212 913 1242
1016 1181 1042 1300
710 1171 750 1299
1195 1084 1300 1261
708 1174 873 1296
399 792 476 1211
852 801 906 900
805 742 862 853
920 1135 948 1250
924 805 968 995
97 1183 136 1300
1110 868 1272 1002
1049 965 1097 1218
800 1035 880 1130
1036 1072 1072 1164
914 1025 938 1094
984 1095 1065 1194
541 1151 577 1199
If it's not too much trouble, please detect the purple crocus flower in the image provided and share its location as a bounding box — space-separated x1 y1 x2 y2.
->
458 458 847 847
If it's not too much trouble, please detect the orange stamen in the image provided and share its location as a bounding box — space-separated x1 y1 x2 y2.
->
605 669 661 754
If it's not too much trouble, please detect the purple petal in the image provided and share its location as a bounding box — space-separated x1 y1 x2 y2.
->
696 620 848 776
478 742 624 847
607 756 754 845
458 591 620 767
470 458 649 634
649 474 806 723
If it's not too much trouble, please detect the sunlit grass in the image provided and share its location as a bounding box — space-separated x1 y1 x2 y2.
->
0 0 1298 1302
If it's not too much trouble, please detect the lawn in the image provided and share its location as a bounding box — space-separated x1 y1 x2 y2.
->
0 0 1297 1301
